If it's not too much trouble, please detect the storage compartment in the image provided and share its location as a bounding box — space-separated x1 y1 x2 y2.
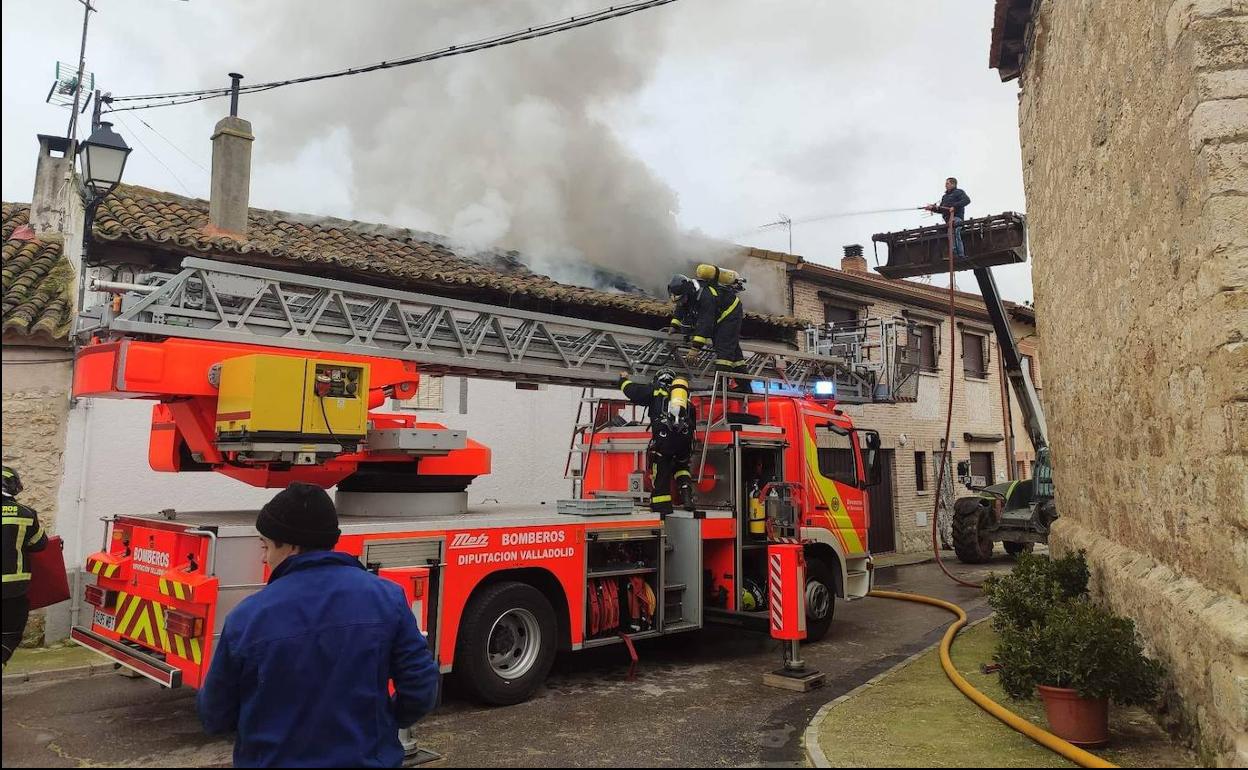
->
703 538 735 611
585 530 660 640
741 447 783 542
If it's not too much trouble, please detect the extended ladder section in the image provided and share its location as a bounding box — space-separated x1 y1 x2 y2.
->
78 257 912 403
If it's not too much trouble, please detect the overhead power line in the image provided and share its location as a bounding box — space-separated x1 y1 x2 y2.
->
105 0 678 114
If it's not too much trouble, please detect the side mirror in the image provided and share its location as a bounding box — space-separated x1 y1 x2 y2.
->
859 430 883 488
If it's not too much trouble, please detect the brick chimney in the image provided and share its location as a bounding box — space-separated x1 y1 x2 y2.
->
841 244 868 273
207 96 253 235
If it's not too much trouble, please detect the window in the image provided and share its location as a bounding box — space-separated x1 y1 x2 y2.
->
915 324 937 371
969 452 994 486
816 425 858 486
962 331 987 379
392 376 444 411
914 451 927 491
824 304 858 327
1017 460 1029 480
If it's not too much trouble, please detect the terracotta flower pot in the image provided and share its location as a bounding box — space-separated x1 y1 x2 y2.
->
1037 685 1109 747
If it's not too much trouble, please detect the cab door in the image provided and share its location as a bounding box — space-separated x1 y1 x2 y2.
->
798 411 872 557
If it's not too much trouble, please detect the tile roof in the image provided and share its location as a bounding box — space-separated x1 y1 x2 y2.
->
2 202 74 342
90 185 804 338
795 259 1034 322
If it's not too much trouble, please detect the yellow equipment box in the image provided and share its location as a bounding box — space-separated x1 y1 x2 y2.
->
215 355 370 440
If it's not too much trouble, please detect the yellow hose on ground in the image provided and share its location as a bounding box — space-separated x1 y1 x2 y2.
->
868 589 1116 769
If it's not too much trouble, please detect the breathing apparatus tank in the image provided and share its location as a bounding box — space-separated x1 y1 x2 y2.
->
748 479 766 537
695 264 746 292
667 377 691 432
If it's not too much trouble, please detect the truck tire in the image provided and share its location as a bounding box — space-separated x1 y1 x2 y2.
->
952 497 995 564
455 581 557 706
1003 541 1034 558
804 558 836 642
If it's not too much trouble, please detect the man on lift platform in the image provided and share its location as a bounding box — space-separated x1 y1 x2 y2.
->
618 369 697 514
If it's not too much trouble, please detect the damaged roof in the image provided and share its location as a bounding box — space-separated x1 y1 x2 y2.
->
2 202 73 343
89 185 804 339
989 0 1033 81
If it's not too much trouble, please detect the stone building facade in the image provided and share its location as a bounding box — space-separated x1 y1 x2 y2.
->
992 0 1247 763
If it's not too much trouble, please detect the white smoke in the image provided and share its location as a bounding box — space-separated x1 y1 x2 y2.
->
220 1 784 309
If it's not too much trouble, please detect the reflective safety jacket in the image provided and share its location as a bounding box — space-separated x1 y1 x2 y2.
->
2 499 47 599
669 280 741 347
619 377 695 442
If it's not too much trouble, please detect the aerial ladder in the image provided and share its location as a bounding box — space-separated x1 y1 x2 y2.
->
873 211 1057 563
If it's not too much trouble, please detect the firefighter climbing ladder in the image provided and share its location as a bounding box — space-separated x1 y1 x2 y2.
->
81 257 910 399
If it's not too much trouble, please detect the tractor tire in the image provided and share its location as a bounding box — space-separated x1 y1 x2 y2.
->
1004 541 1034 558
455 581 557 707
952 497 995 564
804 558 837 643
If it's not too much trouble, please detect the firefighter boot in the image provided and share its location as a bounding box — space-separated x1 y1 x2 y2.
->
678 479 696 512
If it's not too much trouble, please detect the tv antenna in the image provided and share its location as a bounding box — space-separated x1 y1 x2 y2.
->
759 214 793 255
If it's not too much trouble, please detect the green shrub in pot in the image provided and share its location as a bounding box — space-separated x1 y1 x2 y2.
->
983 550 1090 633
996 599 1164 705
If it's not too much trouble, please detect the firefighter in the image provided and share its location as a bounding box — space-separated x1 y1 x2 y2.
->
666 273 746 386
619 368 696 514
2 466 47 667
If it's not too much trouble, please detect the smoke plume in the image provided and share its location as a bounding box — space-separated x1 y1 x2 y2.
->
224 1 782 310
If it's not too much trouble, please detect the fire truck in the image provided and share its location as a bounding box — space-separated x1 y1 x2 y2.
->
68 257 915 707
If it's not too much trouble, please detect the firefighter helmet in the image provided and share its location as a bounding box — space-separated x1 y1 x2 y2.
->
2 466 22 498
667 274 692 299
654 368 676 388
740 579 767 612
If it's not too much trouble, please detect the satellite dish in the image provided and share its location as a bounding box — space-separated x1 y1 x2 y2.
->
46 60 95 107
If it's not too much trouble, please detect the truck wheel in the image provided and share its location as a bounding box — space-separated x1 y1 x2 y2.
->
455 581 557 706
952 497 995 564
1003 541 1034 558
804 558 836 642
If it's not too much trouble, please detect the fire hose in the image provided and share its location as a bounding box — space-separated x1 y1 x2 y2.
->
867 589 1116 768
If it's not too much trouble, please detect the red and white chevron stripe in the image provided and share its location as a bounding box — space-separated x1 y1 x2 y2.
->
769 552 783 631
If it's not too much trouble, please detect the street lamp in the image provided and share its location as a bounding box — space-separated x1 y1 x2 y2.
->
73 120 131 331
77 121 131 201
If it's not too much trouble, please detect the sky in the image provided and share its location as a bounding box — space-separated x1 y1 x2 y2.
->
1 0 1034 303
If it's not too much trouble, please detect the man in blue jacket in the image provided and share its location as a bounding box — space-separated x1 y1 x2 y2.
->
925 177 972 259
198 483 440 768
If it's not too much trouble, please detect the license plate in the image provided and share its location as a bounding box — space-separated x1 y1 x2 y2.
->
93 609 117 631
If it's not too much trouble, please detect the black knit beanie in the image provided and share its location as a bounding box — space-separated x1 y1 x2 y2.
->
256 483 341 549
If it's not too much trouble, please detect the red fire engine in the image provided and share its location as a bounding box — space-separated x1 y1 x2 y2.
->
69 258 908 706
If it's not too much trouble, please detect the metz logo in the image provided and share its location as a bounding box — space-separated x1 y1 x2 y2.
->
449 533 489 550
132 547 171 569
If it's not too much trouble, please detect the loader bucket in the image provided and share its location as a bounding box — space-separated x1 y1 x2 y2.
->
873 211 1028 278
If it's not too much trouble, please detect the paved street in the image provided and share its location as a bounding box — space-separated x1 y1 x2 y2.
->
2 558 1013 768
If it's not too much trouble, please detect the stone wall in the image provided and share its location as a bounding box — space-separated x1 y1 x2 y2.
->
1 346 72 646
790 276 1012 554
1016 0 1247 763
